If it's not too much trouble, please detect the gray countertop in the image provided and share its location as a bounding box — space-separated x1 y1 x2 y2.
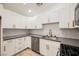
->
3 34 29 40
3 34 61 42
3 34 42 40
4 34 79 42
3 33 79 47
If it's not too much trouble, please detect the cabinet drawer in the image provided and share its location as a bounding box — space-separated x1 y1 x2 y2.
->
25 36 31 48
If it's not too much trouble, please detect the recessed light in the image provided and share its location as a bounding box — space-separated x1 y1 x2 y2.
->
28 9 32 13
24 3 26 5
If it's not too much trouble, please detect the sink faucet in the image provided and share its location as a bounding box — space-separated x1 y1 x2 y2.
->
48 29 57 38
48 29 53 37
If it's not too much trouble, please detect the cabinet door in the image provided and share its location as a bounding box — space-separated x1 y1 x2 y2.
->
2 16 15 28
40 39 49 56
59 4 77 28
2 10 16 28
35 24 42 29
3 40 16 56
47 40 60 56
24 36 31 48
26 23 35 29
26 21 42 29
19 37 25 50
15 38 25 53
59 7 69 28
40 39 60 56
15 19 26 29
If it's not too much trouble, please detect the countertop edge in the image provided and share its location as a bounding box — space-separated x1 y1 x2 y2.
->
3 34 29 41
3 34 79 42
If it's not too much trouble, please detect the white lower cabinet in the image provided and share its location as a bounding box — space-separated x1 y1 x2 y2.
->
24 36 31 48
15 37 25 53
3 39 16 56
40 39 60 56
15 36 31 54
2 36 31 56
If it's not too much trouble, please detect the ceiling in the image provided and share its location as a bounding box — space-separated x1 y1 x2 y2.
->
2 3 61 17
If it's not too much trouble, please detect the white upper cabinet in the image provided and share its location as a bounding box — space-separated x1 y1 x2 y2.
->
59 4 77 29
25 18 43 29
1 9 25 29
2 10 15 28
15 18 27 29
36 5 64 24
1 8 42 29
2 4 78 29
26 22 35 29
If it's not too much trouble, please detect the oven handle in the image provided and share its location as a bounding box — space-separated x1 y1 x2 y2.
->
56 48 60 56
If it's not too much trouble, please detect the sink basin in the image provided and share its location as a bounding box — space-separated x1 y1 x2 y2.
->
42 36 57 40
48 37 57 40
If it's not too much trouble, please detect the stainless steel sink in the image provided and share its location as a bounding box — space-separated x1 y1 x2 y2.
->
42 35 57 40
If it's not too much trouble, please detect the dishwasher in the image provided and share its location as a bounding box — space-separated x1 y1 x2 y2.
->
31 36 39 53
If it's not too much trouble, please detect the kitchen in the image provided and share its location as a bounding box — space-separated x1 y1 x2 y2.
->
0 3 79 56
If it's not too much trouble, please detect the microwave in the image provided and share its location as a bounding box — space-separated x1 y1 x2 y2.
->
75 4 79 27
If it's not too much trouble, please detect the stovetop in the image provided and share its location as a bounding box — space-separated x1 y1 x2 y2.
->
60 44 79 56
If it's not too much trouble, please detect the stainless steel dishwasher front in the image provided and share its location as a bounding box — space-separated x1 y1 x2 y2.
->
31 36 39 52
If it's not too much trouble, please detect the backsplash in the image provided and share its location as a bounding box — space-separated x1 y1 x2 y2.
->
30 23 79 39
3 29 29 37
60 29 79 39
30 23 79 47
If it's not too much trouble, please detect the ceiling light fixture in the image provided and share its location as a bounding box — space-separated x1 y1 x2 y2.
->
28 9 32 13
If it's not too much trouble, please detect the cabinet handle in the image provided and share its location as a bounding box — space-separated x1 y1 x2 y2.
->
68 22 69 28
46 44 49 50
35 25 37 28
56 48 60 56
25 26 27 29
48 18 50 22
13 24 16 28
4 46 6 51
73 20 75 27
24 37 25 41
